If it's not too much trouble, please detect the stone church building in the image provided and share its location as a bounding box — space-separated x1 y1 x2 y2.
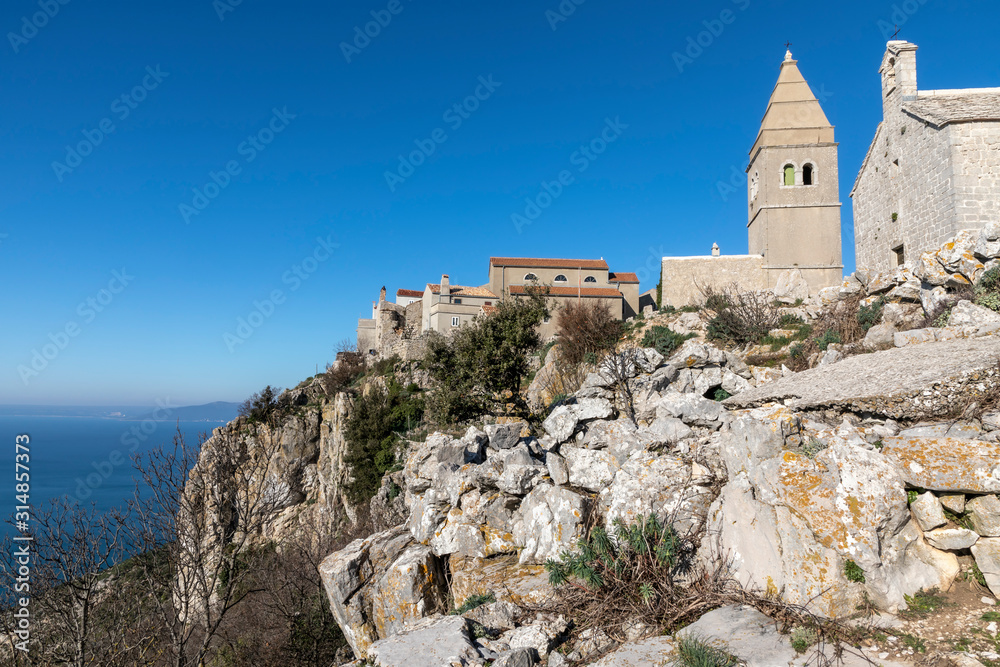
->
661 49 843 306
852 41 1000 272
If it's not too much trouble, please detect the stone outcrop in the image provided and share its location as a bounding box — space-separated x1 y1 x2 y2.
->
725 336 1000 420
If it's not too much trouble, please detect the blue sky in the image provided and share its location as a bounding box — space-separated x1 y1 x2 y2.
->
2 0 997 406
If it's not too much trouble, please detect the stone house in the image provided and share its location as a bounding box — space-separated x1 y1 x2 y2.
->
660 49 844 306
487 257 639 338
421 276 499 335
395 289 423 306
852 41 1000 273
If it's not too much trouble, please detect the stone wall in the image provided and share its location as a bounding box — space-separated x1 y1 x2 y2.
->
660 255 767 307
852 48 1000 272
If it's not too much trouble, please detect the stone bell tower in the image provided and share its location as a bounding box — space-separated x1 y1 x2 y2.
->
747 49 843 290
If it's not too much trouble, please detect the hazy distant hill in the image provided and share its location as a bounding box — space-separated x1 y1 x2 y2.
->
0 402 240 422
128 401 241 423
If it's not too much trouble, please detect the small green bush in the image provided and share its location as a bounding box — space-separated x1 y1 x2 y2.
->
712 388 732 402
857 297 886 331
803 438 827 459
815 329 842 351
672 635 738 667
642 326 695 358
844 560 865 583
450 592 496 616
902 588 946 617
239 385 286 425
790 627 817 654
778 313 804 328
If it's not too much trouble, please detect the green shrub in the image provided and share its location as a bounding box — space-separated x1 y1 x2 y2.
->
672 635 738 667
239 385 286 425
704 286 781 346
933 308 952 327
546 514 682 591
790 627 817 654
803 438 827 459
901 588 945 617
976 266 1000 312
857 297 886 331
450 592 496 616
423 292 547 420
778 313 804 328
713 388 732 402
343 379 424 504
679 304 701 313
844 560 865 583
660 305 677 315
642 326 695 358
815 329 841 351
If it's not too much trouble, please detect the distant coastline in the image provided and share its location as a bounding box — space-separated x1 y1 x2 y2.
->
0 401 240 423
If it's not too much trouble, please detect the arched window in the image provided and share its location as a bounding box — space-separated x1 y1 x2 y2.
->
802 164 814 186
584 276 597 283
554 274 568 283
783 164 795 186
524 273 538 281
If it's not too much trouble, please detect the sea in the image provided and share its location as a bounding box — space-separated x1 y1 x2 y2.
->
0 415 226 538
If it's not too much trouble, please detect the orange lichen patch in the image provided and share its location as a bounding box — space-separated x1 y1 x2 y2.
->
482 526 517 557
882 436 1000 493
449 555 551 608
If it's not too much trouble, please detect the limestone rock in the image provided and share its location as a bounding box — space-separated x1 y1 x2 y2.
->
588 636 675 667
887 279 922 302
464 600 521 633
864 322 897 349
641 416 693 447
881 437 1000 493
656 391 726 428
561 446 619 493
910 492 947 531
486 422 526 450
921 285 958 317
774 269 810 304
940 494 966 514
513 485 590 564
320 527 448 658
601 451 711 536
677 605 796 667
448 555 552 609
430 509 487 558
491 648 536 667
367 615 481 667
973 538 1000 597
950 300 1000 327
894 328 936 347
924 528 979 551
671 340 726 368
542 406 577 444
545 452 569 486
725 336 1000 421
505 621 564 658
975 221 1000 260
968 495 1000 537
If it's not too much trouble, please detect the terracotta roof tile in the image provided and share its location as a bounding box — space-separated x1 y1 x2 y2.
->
608 272 640 284
427 284 498 298
509 285 623 298
481 304 497 315
490 257 609 270
396 289 424 298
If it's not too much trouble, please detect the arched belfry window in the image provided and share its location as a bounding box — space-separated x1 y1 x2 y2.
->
803 164 814 186
783 164 795 186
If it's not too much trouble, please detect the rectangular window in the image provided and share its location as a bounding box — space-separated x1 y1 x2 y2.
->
893 245 905 267
451 317 460 327
453 298 462 304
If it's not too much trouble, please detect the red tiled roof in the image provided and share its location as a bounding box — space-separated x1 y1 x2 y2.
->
427 284 498 298
396 289 424 298
608 272 640 284
508 285 623 298
490 257 609 270
481 304 497 315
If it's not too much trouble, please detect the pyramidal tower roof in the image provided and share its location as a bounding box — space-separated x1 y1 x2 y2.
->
750 50 835 159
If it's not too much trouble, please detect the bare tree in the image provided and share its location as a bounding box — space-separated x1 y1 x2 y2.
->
0 502 153 667
599 346 642 426
125 427 291 667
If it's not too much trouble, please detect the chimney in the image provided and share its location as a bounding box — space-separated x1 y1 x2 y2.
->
441 274 450 298
379 286 387 303
882 41 919 110
712 243 721 257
